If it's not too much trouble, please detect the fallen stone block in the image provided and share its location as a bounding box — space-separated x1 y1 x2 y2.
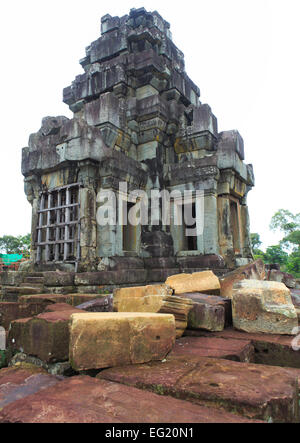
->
0 365 62 410
268 270 297 289
166 270 220 295
180 293 232 329
170 336 254 362
75 295 113 312
291 290 300 320
232 280 298 335
220 259 265 299
184 328 300 369
177 293 229 331
100 356 299 422
44 303 77 312
8 307 85 363
115 286 193 338
0 375 262 423
0 301 46 330
69 312 176 371
113 284 172 311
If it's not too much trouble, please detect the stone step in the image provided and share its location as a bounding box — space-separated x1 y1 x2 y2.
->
99 355 300 422
0 374 263 423
26 273 45 278
184 328 300 369
20 283 44 289
23 277 44 285
1 286 44 300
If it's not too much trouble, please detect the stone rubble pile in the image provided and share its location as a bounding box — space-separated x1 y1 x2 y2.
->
1 259 300 422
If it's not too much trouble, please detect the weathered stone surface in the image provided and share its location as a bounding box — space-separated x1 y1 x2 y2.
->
0 302 45 330
8 308 85 363
268 269 297 289
75 295 113 312
0 365 62 409
232 280 298 335
100 356 299 422
179 293 232 329
43 272 75 287
185 328 300 369
69 312 176 371
113 284 172 310
291 290 300 320
44 303 77 312
170 336 254 363
19 294 71 306
114 286 193 338
177 293 224 331
0 375 262 423
219 259 265 299
166 271 221 295
0 271 26 287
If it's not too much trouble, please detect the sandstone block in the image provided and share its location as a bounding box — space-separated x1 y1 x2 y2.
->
113 284 172 310
75 295 113 312
170 336 254 363
0 365 62 409
165 271 220 295
220 259 265 299
184 328 300 369
115 286 193 338
0 375 262 423
232 280 298 335
8 308 85 363
100 356 299 422
0 302 45 330
69 312 176 371
179 293 232 328
268 270 297 289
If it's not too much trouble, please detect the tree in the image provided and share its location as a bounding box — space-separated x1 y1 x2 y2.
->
269 209 300 277
250 233 266 261
0 234 31 258
270 209 300 251
264 245 288 265
250 233 262 251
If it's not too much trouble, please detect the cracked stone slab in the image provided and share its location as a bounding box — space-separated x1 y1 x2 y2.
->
0 375 263 423
0 365 63 410
185 328 300 369
99 355 299 422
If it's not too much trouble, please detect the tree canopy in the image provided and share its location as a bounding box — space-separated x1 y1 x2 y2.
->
0 234 31 258
251 209 300 278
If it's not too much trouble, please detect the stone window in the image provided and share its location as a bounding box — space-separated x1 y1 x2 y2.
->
122 201 137 253
182 202 197 251
35 184 81 267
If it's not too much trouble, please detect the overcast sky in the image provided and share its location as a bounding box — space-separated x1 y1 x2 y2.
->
0 0 299 250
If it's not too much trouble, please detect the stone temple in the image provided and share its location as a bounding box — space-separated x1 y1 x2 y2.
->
21 7 255 284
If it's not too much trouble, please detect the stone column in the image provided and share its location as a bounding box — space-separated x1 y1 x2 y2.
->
217 195 233 259
79 187 97 270
203 191 220 255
